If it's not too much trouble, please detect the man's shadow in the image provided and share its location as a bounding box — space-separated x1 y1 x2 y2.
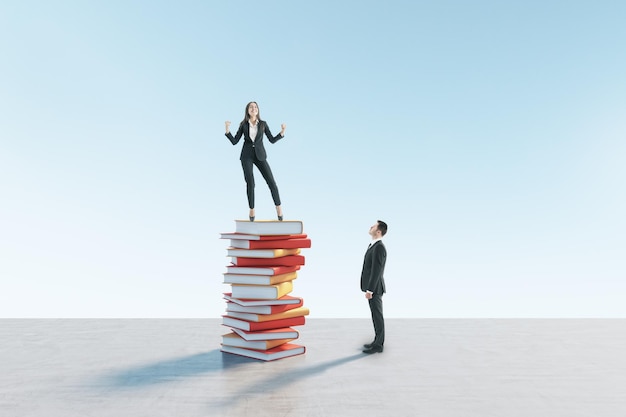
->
210 352 366 410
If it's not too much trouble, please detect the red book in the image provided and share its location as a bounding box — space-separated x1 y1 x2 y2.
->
220 233 308 241
225 265 300 276
231 255 305 267
222 315 306 331
229 238 312 250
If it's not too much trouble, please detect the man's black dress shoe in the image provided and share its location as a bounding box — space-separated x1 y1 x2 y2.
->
362 345 383 354
363 343 374 349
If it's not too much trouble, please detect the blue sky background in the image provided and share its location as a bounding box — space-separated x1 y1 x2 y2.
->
1 1 625 318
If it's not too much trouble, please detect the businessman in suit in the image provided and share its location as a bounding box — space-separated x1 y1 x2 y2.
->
361 220 388 354
225 101 286 221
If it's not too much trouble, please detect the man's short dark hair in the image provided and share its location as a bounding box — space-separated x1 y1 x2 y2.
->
377 220 388 236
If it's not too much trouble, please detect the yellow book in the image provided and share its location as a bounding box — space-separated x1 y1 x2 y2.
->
224 306 310 323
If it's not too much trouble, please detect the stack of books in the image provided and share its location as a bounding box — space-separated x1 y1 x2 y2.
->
219 220 311 361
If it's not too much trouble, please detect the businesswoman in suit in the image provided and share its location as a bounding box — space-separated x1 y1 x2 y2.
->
225 101 286 221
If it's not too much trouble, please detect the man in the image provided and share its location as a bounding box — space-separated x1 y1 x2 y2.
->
361 220 388 354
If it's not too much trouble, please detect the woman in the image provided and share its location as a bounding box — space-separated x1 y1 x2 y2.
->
225 101 286 221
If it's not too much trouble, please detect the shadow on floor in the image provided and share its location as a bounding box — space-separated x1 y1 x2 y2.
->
211 352 366 410
95 349 255 389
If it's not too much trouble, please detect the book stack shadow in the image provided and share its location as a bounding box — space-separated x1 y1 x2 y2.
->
220 220 311 361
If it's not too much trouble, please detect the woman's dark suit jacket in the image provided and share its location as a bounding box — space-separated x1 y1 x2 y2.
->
225 120 284 161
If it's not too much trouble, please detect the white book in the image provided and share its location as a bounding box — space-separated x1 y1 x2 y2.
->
223 293 302 306
235 220 303 236
226 248 300 258
223 271 297 285
230 281 293 300
220 343 305 361
230 327 299 341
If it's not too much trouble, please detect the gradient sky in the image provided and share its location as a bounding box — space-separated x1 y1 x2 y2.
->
1 1 625 318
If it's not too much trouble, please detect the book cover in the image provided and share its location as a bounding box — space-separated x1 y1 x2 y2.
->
226 247 300 259
229 238 312 250
225 265 300 276
235 220 304 236
225 299 304 314
230 327 300 341
222 315 306 331
230 280 293 300
225 306 309 323
220 343 306 361
223 293 303 307
223 271 297 285
231 255 305 267
220 233 307 241
221 332 294 350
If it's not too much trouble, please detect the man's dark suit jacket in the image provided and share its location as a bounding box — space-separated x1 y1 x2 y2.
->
360 241 387 295
225 120 283 161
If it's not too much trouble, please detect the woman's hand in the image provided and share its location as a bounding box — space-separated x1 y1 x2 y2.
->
280 123 286 136
225 121 231 134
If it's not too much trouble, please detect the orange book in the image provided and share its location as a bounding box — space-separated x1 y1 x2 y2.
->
229 238 312 250
222 315 306 331
225 306 309 323
226 299 304 314
231 255 305 267
221 332 294 350
220 343 306 361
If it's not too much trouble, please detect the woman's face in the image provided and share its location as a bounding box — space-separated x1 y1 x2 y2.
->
247 102 259 118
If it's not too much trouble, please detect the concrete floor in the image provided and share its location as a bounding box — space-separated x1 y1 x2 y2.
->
1 319 625 417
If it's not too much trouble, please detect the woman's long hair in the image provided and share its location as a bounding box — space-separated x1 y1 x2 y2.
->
239 101 262 128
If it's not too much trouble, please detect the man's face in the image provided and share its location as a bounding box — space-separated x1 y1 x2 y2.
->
369 222 380 238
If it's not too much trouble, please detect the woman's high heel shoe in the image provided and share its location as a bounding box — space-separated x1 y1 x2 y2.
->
278 215 283 221
249 216 255 222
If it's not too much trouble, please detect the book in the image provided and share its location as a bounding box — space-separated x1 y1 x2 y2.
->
221 332 294 350
220 233 307 241
222 315 306 331
230 326 300 341
231 255 305 267
225 265 300 276
229 238 312 250
230 281 293 300
225 306 309 323
226 248 300 259
223 271 297 285
223 293 303 307
226 298 304 314
235 220 303 236
220 343 306 361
